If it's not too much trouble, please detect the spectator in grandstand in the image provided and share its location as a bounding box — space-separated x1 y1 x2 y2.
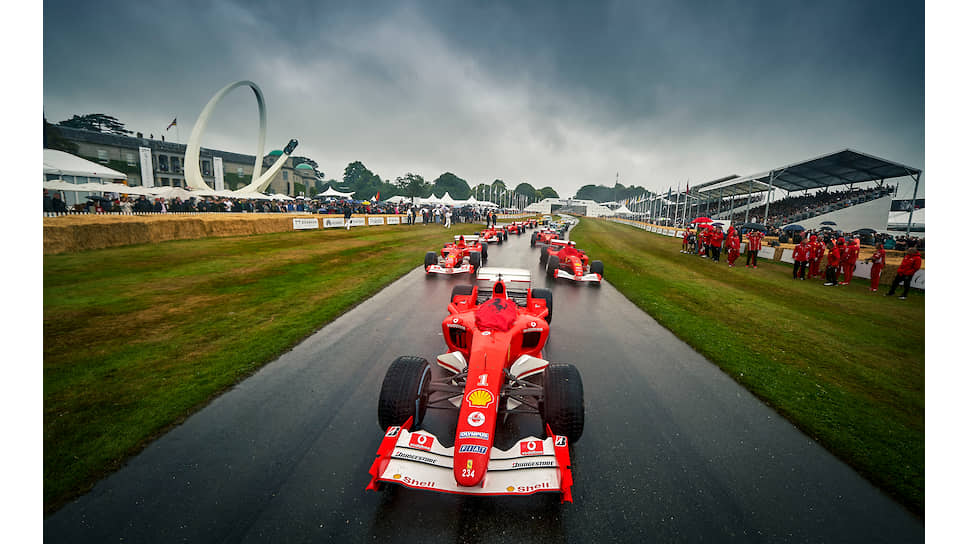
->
792 237 811 280
824 241 841 286
745 229 764 268
864 243 887 292
885 247 922 300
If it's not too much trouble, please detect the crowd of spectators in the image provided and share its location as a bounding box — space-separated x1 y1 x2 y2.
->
734 186 896 227
42 189 508 225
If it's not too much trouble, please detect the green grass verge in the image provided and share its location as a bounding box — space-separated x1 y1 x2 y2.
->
43 222 479 513
569 219 924 514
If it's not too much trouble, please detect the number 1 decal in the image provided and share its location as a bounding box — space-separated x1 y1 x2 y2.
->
477 374 488 386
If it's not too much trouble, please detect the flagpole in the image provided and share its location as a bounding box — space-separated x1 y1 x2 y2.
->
674 182 680 227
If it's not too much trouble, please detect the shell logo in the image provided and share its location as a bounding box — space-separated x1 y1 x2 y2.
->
465 388 494 408
393 474 402 480
507 486 515 492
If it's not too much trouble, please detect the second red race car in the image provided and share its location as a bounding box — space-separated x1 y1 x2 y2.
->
478 226 508 244
368 268 584 502
424 235 488 275
540 240 604 285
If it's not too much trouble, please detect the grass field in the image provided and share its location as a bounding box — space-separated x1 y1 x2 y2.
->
43 222 478 513
569 218 924 513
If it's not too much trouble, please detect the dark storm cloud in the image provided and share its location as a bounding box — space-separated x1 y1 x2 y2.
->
43 0 924 197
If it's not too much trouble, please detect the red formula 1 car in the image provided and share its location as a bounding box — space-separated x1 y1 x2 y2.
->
478 226 509 244
531 228 562 248
502 222 524 236
540 240 604 285
368 268 584 501
424 235 488 275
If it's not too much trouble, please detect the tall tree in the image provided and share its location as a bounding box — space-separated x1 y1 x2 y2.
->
58 113 133 135
513 182 536 199
395 173 428 204
43 117 78 153
431 172 471 200
536 186 559 199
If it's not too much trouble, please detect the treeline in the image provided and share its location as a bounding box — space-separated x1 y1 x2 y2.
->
574 182 653 203
323 161 560 203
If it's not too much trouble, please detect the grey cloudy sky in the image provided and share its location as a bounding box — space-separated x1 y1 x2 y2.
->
43 0 924 198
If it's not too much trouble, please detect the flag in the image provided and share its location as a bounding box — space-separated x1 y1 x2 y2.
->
374 191 380 202
667 187 671 200
166 118 177 131
686 182 689 194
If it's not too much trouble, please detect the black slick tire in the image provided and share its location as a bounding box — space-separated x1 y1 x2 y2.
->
424 251 437 272
547 255 559 279
541 363 584 442
378 356 432 430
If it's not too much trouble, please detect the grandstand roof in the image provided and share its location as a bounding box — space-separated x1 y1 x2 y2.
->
696 148 921 199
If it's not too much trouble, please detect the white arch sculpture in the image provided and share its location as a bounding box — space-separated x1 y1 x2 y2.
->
183 80 297 193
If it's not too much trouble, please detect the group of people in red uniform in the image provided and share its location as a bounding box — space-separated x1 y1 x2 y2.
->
682 226 922 297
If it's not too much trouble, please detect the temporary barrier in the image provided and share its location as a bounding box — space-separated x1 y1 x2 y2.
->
780 249 795 264
292 217 319 230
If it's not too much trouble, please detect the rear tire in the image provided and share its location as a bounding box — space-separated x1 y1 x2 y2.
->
378 356 432 430
469 251 482 270
539 246 549 265
547 255 559 279
481 242 488 261
424 251 437 272
503 230 509 241
541 363 584 442
531 233 537 247
530 288 553 324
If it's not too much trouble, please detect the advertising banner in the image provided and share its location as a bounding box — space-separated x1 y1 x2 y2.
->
138 147 154 188
780 249 796 264
368 217 385 226
911 270 925 289
387 217 401 225
323 217 345 228
293 218 319 230
757 247 776 260
348 217 366 227
213 157 225 191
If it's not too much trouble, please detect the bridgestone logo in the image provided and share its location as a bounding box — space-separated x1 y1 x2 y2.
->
393 452 437 465
511 460 555 469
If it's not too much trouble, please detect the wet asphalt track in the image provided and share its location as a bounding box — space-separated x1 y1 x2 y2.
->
45 223 923 543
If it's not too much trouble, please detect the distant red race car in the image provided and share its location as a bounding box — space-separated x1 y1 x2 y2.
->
368 268 583 501
531 228 561 248
540 240 604 285
503 223 524 236
478 226 508 244
425 235 488 275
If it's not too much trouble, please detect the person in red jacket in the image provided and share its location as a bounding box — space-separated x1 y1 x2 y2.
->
746 230 764 267
865 242 887 292
835 236 848 280
808 234 824 279
709 226 725 262
727 229 741 267
886 247 922 299
824 241 841 286
840 237 861 285
792 237 811 280
699 226 709 258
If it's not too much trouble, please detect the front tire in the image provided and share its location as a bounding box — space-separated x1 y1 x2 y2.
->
481 242 488 261
539 246 549 265
546 255 559 279
469 251 482 270
541 363 584 442
378 356 432 430
424 251 437 272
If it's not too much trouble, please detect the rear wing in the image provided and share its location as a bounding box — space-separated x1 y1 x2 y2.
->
475 267 532 307
454 235 481 242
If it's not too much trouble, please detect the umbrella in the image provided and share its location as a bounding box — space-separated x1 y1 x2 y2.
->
820 220 837 225
744 223 768 232
782 224 805 231
711 222 724 227
852 228 878 234
691 217 713 224
818 225 835 231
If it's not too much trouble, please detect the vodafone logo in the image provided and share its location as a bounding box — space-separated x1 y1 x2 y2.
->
409 433 435 451
467 411 486 427
520 440 544 456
